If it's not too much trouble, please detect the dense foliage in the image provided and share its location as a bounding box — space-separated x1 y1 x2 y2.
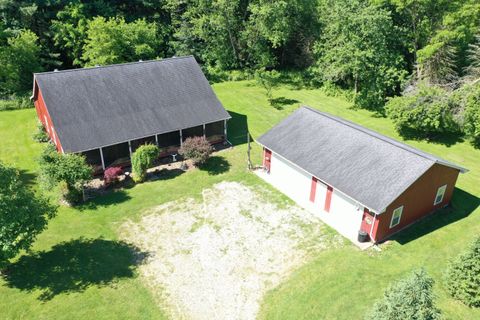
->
444 237 480 307
131 144 159 183
32 121 49 142
39 144 92 203
179 136 213 166
0 161 56 268
366 269 441 320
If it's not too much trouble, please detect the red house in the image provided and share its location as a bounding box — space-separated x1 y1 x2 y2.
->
32 56 230 173
257 107 467 245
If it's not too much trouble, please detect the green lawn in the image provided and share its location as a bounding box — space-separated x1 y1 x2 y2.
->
0 80 479 319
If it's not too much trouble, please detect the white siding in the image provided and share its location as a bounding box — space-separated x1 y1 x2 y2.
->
262 153 364 242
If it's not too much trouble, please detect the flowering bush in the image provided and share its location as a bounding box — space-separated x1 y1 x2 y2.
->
179 136 213 166
104 166 123 186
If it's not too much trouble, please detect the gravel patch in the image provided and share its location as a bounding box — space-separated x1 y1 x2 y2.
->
120 182 336 320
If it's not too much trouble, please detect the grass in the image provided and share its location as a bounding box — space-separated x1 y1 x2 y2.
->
0 80 479 319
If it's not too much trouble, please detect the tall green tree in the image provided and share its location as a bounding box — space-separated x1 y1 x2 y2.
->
0 29 42 96
81 17 164 66
0 162 56 269
313 0 407 109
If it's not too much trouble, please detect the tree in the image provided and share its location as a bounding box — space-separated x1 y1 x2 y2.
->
444 236 480 307
464 34 480 83
386 84 459 138
418 40 458 87
462 83 480 148
81 17 163 66
0 30 42 96
255 68 280 103
38 144 92 204
366 269 441 320
131 144 159 182
313 0 407 109
179 136 213 166
0 162 56 269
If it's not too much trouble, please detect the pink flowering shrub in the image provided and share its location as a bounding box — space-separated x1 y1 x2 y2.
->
104 166 123 186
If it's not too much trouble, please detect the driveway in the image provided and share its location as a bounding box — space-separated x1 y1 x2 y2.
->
120 182 338 320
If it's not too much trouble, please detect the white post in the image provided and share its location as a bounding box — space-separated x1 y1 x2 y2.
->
203 124 206 138
224 119 227 140
99 147 105 170
128 140 133 158
155 134 159 146
180 129 183 146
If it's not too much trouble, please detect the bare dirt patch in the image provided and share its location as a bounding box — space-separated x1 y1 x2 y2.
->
120 182 339 320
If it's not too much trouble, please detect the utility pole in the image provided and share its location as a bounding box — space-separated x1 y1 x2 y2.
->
247 131 252 170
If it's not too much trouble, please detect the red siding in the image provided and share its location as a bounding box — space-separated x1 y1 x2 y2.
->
371 163 460 242
33 81 63 152
324 185 333 212
309 177 318 202
263 148 272 172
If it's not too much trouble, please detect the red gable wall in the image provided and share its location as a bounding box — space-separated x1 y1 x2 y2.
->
371 163 460 242
33 81 63 152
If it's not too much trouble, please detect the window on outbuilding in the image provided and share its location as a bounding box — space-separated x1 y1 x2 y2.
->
434 185 447 205
390 206 403 228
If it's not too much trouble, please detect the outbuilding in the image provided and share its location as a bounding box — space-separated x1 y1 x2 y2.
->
32 56 231 173
257 106 467 244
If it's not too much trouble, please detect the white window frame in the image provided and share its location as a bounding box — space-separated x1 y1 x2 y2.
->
434 185 447 205
390 206 403 228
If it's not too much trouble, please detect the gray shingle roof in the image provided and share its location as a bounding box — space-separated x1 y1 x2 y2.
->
34 56 230 153
257 106 466 213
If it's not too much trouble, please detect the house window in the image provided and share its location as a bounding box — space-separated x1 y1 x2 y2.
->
434 185 447 205
390 206 403 228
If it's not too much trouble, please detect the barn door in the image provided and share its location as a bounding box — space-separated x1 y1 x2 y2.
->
264 148 272 173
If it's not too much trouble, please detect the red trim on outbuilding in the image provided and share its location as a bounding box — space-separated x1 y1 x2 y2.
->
324 185 333 212
263 148 272 173
33 80 63 152
309 177 318 202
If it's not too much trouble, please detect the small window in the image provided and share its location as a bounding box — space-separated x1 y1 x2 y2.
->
434 185 447 205
390 206 403 228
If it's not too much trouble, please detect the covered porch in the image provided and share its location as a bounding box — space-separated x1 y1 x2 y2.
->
80 119 228 174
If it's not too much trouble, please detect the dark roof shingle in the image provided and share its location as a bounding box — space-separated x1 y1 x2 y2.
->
35 56 230 152
257 106 466 213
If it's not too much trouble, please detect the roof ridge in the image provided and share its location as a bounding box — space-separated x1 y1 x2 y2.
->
301 106 466 172
34 55 195 76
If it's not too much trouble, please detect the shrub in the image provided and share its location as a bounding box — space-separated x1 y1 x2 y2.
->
444 237 480 307
104 166 123 186
131 144 159 182
0 95 32 111
179 136 213 166
38 144 92 204
462 85 480 148
255 68 280 103
32 122 49 142
366 269 441 320
386 85 459 138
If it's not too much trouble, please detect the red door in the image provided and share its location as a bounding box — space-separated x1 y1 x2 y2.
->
264 148 272 173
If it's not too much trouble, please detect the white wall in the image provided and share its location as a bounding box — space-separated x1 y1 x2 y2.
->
266 153 364 242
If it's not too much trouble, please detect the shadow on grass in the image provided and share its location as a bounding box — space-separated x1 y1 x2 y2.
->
148 168 185 181
78 189 132 211
2 238 146 301
200 156 231 175
270 97 299 110
391 188 480 245
18 169 37 188
227 110 249 146
398 128 465 147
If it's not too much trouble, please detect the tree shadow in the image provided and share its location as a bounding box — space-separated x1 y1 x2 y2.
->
148 168 185 181
270 97 299 110
200 156 231 175
398 128 465 147
18 169 37 188
76 189 132 211
391 188 480 245
2 238 147 301
227 110 249 146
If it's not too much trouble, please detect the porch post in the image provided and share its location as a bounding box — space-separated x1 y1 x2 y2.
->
203 124 206 138
155 134 159 146
224 119 227 140
180 129 183 146
128 140 133 158
99 147 105 170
